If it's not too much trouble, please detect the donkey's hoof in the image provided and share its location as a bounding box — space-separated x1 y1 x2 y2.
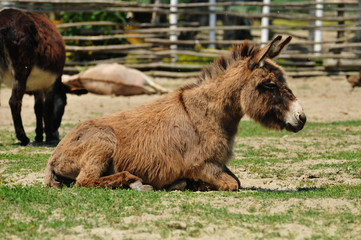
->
20 137 30 146
129 181 153 191
35 134 43 143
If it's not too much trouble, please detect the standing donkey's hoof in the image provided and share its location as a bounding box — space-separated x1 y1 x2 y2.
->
20 137 30 146
129 181 154 191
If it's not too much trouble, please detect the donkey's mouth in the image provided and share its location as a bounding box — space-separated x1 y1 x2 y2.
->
285 113 306 132
285 122 304 132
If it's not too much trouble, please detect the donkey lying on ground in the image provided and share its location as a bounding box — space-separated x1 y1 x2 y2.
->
45 35 306 191
0 9 81 146
62 63 169 96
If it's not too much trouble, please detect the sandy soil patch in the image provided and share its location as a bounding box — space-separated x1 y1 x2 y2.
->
1 76 361 131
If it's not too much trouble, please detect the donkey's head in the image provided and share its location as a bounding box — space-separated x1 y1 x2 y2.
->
239 35 306 132
46 80 88 142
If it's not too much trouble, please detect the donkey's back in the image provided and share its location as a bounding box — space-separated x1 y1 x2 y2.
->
0 9 65 90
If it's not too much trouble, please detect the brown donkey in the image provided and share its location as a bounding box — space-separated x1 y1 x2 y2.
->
0 9 82 145
45 35 306 191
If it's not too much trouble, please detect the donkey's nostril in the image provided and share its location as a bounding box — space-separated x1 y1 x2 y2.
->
299 113 306 124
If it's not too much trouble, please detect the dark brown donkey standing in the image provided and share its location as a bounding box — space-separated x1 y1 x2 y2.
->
0 9 80 146
45 35 306 191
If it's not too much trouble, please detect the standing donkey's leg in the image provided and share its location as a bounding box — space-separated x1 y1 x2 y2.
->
34 91 44 142
9 78 29 146
43 89 58 143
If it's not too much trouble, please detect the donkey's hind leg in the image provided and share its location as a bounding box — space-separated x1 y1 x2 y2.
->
34 91 44 142
76 171 153 191
74 141 152 190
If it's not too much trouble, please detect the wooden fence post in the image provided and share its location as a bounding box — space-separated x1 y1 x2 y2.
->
261 0 270 46
151 0 161 24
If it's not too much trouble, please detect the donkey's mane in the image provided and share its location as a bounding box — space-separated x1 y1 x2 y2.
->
198 40 259 83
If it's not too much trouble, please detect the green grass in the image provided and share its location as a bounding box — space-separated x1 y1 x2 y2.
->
0 120 361 239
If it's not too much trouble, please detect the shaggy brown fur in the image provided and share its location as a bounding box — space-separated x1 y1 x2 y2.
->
45 35 306 191
0 9 82 145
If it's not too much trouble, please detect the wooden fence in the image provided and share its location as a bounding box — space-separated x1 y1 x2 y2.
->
1 0 361 78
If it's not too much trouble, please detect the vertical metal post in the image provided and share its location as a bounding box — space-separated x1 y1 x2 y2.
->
314 0 323 54
261 0 270 46
355 0 361 42
209 0 216 49
170 0 178 62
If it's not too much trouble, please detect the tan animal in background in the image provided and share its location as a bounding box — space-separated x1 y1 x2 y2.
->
45 35 306 191
62 63 169 96
346 70 361 90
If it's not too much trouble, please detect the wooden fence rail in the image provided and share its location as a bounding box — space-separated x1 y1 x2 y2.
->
1 0 361 78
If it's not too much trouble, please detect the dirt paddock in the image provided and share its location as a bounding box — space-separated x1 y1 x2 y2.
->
1 75 361 129
1 75 361 239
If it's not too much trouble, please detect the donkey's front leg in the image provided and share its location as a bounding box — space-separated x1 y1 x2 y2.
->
224 165 241 189
187 163 240 191
43 91 58 143
76 171 153 191
9 80 29 145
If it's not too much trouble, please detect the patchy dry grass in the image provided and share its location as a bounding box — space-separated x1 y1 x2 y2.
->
0 120 360 239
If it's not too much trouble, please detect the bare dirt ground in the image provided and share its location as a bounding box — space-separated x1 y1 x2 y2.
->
1 75 361 129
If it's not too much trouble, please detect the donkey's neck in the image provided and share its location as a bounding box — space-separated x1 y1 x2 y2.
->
181 78 243 139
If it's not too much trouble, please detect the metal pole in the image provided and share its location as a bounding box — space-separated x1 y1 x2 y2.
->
356 0 361 42
314 0 323 54
261 0 270 46
209 0 216 49
170 0 178 61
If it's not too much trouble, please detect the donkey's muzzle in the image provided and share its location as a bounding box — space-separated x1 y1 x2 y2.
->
284 101 306 133
285 112 306 132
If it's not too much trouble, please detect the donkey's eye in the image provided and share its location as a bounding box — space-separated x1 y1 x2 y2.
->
263 82 277 90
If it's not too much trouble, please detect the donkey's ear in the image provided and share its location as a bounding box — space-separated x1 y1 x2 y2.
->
268 36 292 59
248 35 282 71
